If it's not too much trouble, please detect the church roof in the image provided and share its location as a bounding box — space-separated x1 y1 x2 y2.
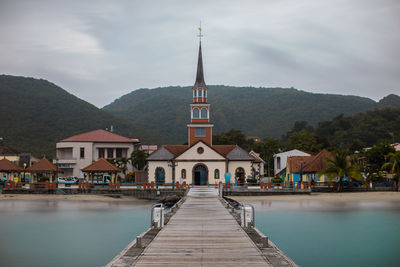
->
193 42 206 88
226 146 255 161
147 142 253 161
147 146 176 161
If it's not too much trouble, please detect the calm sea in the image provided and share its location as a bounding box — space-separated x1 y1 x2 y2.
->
249 199 400 267
0 199 153 267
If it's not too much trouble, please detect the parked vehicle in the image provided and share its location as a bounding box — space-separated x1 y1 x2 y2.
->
57 177 79 184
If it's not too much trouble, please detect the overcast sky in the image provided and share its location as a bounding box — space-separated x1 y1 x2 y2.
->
0 0 399 107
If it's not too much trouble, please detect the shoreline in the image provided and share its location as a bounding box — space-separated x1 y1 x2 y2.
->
230 191 400 202
0 194 147 202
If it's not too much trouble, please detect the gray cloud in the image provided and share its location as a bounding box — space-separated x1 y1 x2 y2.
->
0 0 399 107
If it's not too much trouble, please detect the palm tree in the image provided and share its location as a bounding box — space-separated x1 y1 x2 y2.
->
320 149 362 192
382 151 400 190
130 150 149 171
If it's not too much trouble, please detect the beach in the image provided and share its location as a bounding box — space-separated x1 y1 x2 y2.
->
230 191 400 202
0 193 143 202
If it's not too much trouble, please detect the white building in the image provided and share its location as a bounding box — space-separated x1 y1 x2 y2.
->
147 39 254 185
249 150 265 179
273 149 311 175
55 129 140 178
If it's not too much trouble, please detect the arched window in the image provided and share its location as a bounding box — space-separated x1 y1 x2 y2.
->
214 169 220 179
193 108 200 118
181 169 186 179
199 90 203 97
193 90 196 98
155 167 165 184
204 90 207 98
201 108 207 118
235 167 245 183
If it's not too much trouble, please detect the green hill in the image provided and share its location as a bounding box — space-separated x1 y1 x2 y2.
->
103 85 393 143
0 75 163 157
314 108 400 150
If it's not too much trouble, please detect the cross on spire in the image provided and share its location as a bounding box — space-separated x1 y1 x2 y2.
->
197 21 203 42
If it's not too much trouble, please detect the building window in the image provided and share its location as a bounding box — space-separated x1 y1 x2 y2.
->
214 169 220 179
199 90 203 97
193 108 200 118
155 167 165 184
80 147 85 159
277 157 281 169
201 108 207 118
235 167 245 183
98 148 105 158
181 169 186 179
116 148 122 158
107 148 114 158
195 127 205 137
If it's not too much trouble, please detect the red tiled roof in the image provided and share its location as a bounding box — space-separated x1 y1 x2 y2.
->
287 156 313 173
164 145 189 157
82 158 121 172
27 157 59 172
302 149 332 173
0 158 23 172
161 144 237 158
61 129 139 143
212 145 236 156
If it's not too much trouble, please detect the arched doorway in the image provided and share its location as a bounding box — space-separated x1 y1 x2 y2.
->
193 164 208 186
155 167 165 184
235 167 246 184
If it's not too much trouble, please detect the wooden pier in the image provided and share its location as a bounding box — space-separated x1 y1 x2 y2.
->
108 187 296 267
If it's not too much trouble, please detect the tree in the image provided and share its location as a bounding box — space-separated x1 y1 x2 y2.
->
213 129 249 148
382 151 400 189
288 129 322 152
130 150 149 171
364 143 395 179
320 149 362 192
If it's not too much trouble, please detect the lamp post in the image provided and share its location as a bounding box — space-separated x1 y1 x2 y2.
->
23 163 27 186
168 160 177 189
55 157 59 185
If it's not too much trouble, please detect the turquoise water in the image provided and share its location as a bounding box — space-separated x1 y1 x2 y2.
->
250 199 400 267
0 199 152 267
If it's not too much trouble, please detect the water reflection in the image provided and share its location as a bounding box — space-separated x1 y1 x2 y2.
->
0 199 153 267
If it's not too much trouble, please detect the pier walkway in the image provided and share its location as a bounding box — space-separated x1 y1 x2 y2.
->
131 187 272 266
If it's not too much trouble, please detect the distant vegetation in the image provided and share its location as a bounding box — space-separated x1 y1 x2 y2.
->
103 85 396 144
0 75 163 157
1 75 399 160
213 108 400 176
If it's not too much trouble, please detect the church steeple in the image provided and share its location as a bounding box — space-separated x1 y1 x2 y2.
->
188 25 213 147
194 42 206 88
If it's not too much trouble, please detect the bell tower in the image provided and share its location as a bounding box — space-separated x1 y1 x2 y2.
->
187 26 213 146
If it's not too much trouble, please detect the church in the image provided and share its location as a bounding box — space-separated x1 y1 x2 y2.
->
147 36 254 186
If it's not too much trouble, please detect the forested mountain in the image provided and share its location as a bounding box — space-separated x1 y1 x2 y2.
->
0 75 162 157
314 108 400 150
103 85 395 144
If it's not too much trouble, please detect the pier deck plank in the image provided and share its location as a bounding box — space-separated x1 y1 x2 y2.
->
132 188 271 266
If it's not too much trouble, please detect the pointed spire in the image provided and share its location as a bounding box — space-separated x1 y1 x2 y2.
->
194 42 206 88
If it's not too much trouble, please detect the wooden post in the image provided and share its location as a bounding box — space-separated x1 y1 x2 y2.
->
260 181 264 189
183 181 187 188
78 179 82 189
268 180 271 189
176 181 180 189
117 181 120 189
45 180 49 189
150 181 154 189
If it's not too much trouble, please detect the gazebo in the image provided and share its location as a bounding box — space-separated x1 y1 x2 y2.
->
0 158 23 182
82 158 121 184
26 157 60 183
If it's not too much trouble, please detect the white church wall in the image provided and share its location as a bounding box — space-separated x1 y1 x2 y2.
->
228 161 252 182
176 142 225 161
176 161 225 185
148 161 173 183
